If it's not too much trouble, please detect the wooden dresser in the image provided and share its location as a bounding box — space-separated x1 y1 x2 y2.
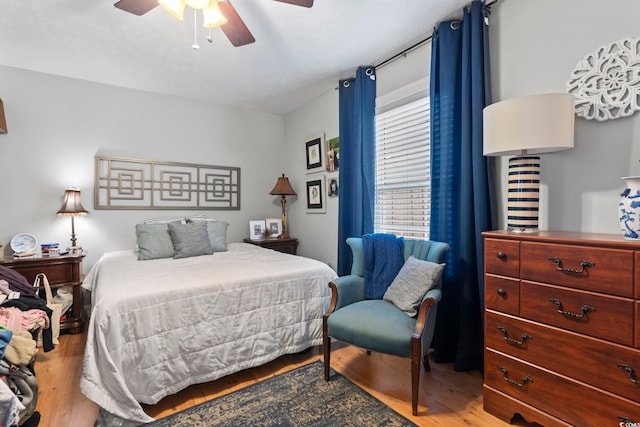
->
482 230 640 426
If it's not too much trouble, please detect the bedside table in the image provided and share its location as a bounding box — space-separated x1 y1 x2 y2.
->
243 237 298 255
0 251 86 334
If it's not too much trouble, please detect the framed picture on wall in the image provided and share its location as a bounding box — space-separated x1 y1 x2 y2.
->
306 176 326 214
327 177 338 198
305 134 325 174
326 136 339 172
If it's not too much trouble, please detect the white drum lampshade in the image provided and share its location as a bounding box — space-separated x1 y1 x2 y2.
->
483 93 575 232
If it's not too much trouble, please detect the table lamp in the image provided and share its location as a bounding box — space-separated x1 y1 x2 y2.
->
269 174 296 239
57 188 89 251
483 93 575 232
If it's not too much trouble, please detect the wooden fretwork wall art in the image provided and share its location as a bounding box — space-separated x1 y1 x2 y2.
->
95 156 240 210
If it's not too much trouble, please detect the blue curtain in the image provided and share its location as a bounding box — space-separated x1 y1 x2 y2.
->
337 66 377 276
429 1 494 371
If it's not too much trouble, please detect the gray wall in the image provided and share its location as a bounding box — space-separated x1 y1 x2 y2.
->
488 0 640 232
2 0 636 274
287 0 640 269
0 66 286 270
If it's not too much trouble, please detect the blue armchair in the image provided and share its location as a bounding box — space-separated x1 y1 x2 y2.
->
323 237 449 416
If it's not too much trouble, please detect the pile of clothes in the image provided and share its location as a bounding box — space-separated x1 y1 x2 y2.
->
0 265 56 427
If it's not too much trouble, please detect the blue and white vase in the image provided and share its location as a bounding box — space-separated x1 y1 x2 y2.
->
619 176 640 240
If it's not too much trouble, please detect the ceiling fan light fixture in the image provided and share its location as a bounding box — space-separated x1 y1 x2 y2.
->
203 1 227 28
159 0 186 20
185 0 210 9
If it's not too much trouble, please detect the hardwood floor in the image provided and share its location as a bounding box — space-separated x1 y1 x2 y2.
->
33 331 536 427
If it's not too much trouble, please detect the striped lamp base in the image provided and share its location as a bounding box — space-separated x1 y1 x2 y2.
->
507 156 540 232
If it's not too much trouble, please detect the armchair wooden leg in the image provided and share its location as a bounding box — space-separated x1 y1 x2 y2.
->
411 353 420 416
323 316 330 381
422 353 431 372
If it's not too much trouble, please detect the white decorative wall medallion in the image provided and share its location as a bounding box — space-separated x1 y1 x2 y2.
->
567 36 640 121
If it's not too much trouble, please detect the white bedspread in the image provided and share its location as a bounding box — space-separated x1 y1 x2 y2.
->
80 243 336 426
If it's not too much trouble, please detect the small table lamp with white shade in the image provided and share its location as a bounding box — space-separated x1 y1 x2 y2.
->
483 93 575 232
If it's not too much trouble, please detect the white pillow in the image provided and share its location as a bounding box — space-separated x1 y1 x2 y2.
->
383 256 445 317
143 216 186 224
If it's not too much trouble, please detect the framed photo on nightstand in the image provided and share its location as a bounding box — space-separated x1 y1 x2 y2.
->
249 220 266 240
265 218 282 237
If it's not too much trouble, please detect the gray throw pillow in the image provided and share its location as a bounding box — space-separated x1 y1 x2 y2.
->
168 222 213 259
188 218 229 252
136 223 175 260
383 256 445 317
206 221 229 252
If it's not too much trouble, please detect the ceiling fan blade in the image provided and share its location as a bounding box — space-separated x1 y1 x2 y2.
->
218 1 256 47
114 0 159 15
273 0 313 7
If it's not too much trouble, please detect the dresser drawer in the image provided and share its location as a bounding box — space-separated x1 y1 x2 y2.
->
486 310 640 403
485 238 520 277
521 242 633 297
485 275 519 315
520 281 634 346
636 252 640 299
9 261 76 286
636 301 640 348
485 349 640 426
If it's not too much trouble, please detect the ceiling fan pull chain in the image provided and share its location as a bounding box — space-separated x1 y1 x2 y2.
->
207 28 213 44
192 8 200 50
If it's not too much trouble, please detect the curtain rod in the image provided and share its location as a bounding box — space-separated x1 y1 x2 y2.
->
375 0 498 70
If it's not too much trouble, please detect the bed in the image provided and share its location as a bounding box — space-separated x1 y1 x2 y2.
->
80 240 336 426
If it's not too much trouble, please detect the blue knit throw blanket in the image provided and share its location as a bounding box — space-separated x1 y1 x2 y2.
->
363 233 405 299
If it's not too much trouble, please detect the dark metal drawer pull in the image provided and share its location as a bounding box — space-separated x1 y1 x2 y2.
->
496 288 507 297
548 257 595 274
496 251 506 260
549 299 596 318
497 366 533 387
497 326 532 346
617 363 640 385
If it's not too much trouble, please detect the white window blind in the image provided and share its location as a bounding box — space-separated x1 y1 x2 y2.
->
374 96 430 239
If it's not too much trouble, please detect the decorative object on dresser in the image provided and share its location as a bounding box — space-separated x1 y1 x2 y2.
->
567 35 640 122
0 97 6 134
619 176 640 240
0 251 86 334
243 237 298 255
269 173 297 239
10 233 38 257
482 230 640 426
57 188 88 252
483 93 575 233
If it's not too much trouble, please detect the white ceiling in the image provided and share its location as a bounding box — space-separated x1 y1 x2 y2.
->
0 0 469 115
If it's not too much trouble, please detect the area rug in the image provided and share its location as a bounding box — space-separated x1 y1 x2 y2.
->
147 360 417 426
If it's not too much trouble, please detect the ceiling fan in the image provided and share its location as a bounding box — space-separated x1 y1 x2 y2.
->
113 0 313 47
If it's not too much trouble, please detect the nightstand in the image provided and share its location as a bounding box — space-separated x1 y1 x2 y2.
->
243 237 298 255
0 251 86 334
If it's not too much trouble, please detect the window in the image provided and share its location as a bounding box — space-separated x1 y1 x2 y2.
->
374 95 430 239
